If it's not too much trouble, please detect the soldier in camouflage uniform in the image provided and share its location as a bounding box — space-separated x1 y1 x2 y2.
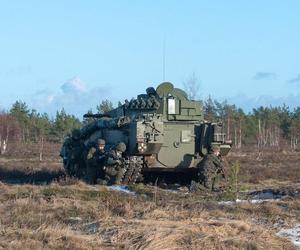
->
60 129 86 177
86 139 106 184
104 142 127 185
60 134 72 171
69 129 86 177
198 144 225 191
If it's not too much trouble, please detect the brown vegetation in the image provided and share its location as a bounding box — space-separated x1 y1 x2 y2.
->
0 181 297 250
0 145 300 249
228 147 300 185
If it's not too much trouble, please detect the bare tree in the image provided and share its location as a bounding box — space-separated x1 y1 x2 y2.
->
0 113 21 154
183 72 200 100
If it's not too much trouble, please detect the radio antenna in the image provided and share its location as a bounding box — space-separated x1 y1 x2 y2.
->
162 37 166 81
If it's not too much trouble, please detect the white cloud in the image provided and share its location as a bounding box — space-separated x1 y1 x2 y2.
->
61 76 87 94
30 77 112 117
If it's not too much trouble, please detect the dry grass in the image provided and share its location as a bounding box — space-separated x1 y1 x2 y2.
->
0 181 297 250
0 143 64 184
0 145 300 249
228 148 300 185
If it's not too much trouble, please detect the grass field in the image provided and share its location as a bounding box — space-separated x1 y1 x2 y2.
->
0 143 300 249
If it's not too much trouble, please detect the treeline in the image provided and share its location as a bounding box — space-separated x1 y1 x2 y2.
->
204 97 300 149
1 98 300 155
0 100 114 154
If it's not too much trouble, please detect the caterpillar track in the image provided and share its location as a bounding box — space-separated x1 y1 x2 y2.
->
121 157 143 185
106 157 143 185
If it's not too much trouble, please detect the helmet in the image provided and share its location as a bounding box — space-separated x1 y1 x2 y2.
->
116 142 126 152
96 139 106 146
72 129 81 140
211 143 220 152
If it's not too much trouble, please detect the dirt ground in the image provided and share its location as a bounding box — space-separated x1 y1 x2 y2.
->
0 143 300 249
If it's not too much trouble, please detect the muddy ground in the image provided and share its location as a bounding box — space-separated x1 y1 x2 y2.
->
0 144 300 249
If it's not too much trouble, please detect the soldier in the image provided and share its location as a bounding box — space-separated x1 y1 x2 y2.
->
104 142 127 185
68 129 86 177
86 139 106 184
60 134 71 170
198 144 225 191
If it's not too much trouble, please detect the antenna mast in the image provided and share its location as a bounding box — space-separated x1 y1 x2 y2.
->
163 38 166 81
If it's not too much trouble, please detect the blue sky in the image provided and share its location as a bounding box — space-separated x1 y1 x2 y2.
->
0 1 299 116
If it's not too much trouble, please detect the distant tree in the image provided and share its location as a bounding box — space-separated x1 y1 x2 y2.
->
183 72 200 100
253 106 284 148
28 110 51 141
290 107 300 149
213 100 244 147
0 112 21 154
242 114 257 145
97 100 114 114
204 96 217 121
278 105 291 139
9 101 30 141
27 110 52 160
223 103 237 142
51 108 82 142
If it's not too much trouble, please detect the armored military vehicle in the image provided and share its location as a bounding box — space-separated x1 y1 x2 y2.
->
60 82 231 185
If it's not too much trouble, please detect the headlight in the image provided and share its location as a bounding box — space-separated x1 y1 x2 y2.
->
137 142 147 152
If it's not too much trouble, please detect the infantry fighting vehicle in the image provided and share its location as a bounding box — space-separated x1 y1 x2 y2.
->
60 82 231 185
